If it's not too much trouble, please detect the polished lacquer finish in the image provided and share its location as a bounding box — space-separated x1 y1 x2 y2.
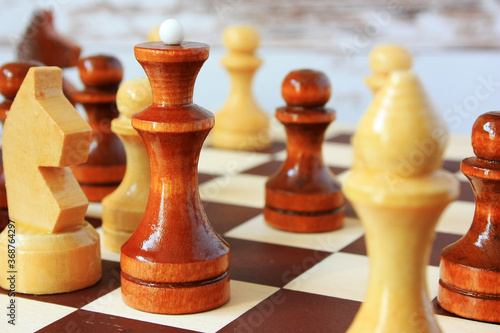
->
120 42 230 314
264 69 345 233
438 111 500 323
71 55 126 202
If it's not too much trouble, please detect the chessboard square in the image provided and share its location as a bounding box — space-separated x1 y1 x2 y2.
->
198 147 272 175
203 202 262 234
199 174 267 208
323 142 354 168
274 142 353 169
35 309 198 333
218 289 360 333
0 260 121 308
82 281 279 333
325 123 357 140
0 294 76 333
442 160 462 174
284 252 369 302
198 172 218 185
436 313 500 333
86 202 103 219
225 215 364 252
226 237 331 288
444 135 473 161
284 253 441 304
436 201 475 235
429 232 463 267
340 232 464 267
326 133 352 144
458 180 475 202
241 160 282 177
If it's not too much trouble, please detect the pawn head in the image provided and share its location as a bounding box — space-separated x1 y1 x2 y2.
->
281 69 331 107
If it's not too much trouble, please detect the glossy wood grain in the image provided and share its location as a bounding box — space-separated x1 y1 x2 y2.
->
120 41 230 314
264 69 344 233
71 55 126 202
438 111 500 323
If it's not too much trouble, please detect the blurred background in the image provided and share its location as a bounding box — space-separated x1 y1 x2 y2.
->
1 0 499 134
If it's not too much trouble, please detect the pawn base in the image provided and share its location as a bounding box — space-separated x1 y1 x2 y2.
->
438 256 500 323
264 205 344 233
121 271 230 314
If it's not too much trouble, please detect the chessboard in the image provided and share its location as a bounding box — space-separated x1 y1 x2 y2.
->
1 123 498 333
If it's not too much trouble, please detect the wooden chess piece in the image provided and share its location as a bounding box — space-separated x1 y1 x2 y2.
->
210 25 271 150
365 44 412 93
344 71 459 333
71 55 126 202
0 61 42 232
102 78 152 252
17 10 81 68
0 67 101 294
438 111 500 323
264 69 344 233
120 20 230 314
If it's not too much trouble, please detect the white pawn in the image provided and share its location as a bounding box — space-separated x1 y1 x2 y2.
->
102 78 152 251
210 26 271 150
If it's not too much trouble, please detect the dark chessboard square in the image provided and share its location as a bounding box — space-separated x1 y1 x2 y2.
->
339 232 464 267
442 159 462 174
242 160 282 176
431 297 461 319
329 165 348 176
86 216 102 229
227 237 331 288
0 260 121 308
254 141 287 154
35 309 199 333
218 289 361 333
459 180 475 202
326 133 352 144
198 172 218 185
429 232 463 267
203 202 262 234
204 141 286 155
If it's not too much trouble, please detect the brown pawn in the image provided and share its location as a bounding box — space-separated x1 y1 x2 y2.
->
0 61 42 231
264 69 345 233
71 55 126 202
17 10 81 68
438 111 500 323
120 41 230 314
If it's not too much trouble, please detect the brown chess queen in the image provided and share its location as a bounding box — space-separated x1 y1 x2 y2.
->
120 41 230 314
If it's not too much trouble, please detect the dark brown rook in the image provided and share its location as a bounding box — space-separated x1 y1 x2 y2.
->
264 69 345 233
71 55 126 202
120 41 230 314
438 111 500 323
